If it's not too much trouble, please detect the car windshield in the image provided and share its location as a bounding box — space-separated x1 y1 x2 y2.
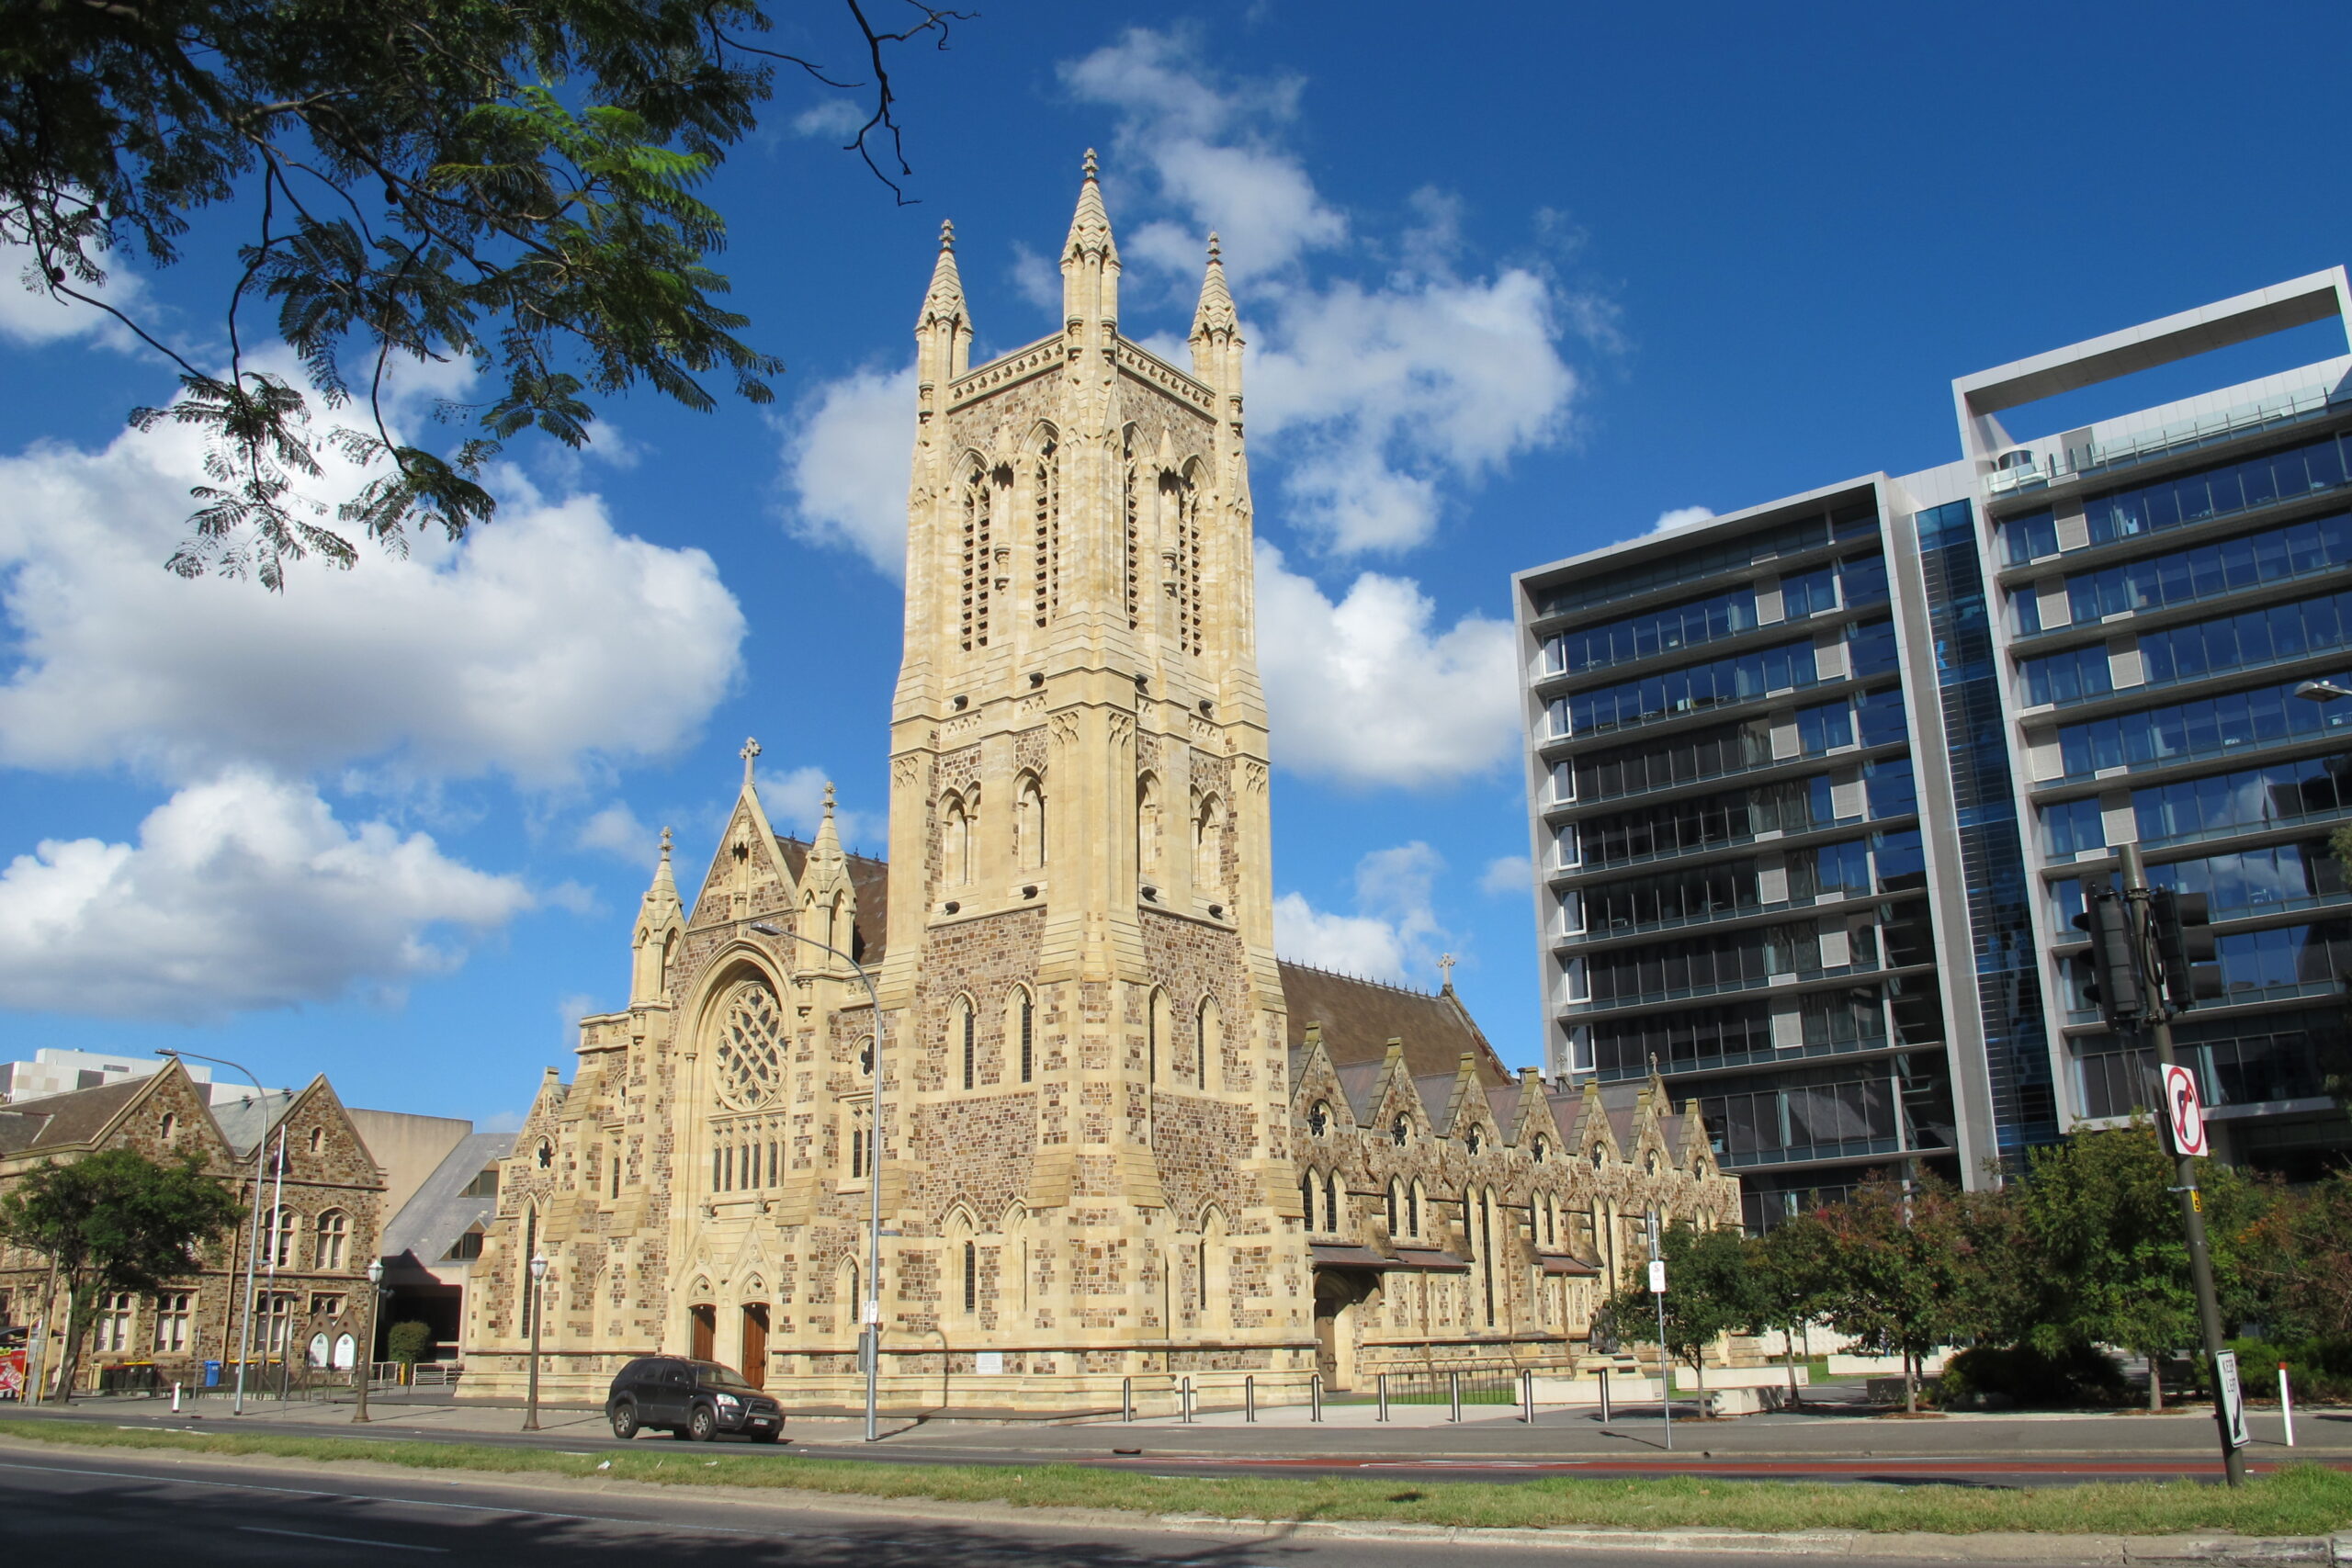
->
691 1360 758 1392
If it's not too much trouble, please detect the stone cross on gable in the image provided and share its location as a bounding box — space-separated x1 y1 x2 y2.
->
740 737 762 788
1437 953 1457 990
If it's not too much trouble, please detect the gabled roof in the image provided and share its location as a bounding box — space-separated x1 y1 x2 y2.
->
775 836 891 964
0 1076 149 1156
210 1091 298 1161
1276 961 1510 1085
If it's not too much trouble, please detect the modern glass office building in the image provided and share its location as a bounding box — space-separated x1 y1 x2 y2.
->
1515 271 2352 1228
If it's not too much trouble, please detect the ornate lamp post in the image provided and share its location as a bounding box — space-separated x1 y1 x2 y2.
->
354 1258 385 1423
521 1252 548 1432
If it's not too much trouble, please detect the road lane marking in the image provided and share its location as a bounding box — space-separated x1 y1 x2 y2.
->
241 1525 448 1553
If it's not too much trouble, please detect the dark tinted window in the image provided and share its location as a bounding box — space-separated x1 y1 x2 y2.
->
691 1360 759 1392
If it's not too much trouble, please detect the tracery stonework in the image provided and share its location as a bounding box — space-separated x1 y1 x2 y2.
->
460 156 1737 1411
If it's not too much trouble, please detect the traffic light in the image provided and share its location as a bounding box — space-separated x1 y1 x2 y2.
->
2071 887 2146 1028
2150 887 2223 1011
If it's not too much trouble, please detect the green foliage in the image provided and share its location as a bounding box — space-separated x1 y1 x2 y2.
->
2227 1337 2352 1404
386 1321 435 1366
1807 1177 1976 1413
1 0 967 586
1599 1221 1757 1388
2240 1169 2352 1342
0 1148 244 1395
1938 1344 2128 1408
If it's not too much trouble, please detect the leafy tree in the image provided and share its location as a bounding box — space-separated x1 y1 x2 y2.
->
2005 1123 2256 1412
1810 1175 1974 1415
1748 1213 1834 1409
3 0 966 587
2237 1169 2352 1345
1600 1220 1756 1407
386 1319 435 1367
0 1149 244 1400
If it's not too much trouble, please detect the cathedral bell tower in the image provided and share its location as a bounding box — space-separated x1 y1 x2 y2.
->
879 153 1305 1379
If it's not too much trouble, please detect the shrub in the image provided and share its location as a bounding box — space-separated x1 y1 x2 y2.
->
2229 1337 2352 1403
1939 1344 2128 1408
386 1322 435 1366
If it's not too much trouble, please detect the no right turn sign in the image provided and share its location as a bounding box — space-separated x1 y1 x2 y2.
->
2162 1064 2208 1157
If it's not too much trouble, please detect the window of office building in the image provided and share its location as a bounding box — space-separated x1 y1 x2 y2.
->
2215 919 2352 995
1845 617 1900 678
2132 754 2352 843
2083 428 2352 548
1546 586 1757 674
1560 639 1817 738
1789 836 1871 900
1577 861 1759 933
2020 644 2114 706
1570 716 1774 801
1583 922 1824 1003
2058 673 2352 777
1576 774 1836 867
2002 508 2059 566
2042 796 2107 856
2139 588 2352 687
2064 510 2352 624
1696 1064 1899 1160
2144 840 2349 912
1589 1002 1774 1077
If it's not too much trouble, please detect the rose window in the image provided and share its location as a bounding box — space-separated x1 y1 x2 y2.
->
713 981 785 1109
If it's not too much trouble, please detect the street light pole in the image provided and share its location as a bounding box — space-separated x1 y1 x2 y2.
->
522 1252 548 1432
750 919 886 1443
355 1258 384 1423
156 1049 270 1416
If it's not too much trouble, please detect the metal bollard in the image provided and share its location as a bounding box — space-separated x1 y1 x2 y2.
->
1598 1366 1612 1424
1180 1376 1193 1424
171 1382 182 1415
1377 1372 1389 1423
2280 1362 2296 1447
1244 1375 1256 1423
1448 1371 1462 1424
1521 1369 1535 1424
1309 1372 1322 1422
1123 1375 1134 1423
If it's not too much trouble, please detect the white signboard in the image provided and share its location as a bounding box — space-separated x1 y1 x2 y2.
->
2214 1349 2249 1449
2162 1064 2208 1157
1647 1260 1667 1295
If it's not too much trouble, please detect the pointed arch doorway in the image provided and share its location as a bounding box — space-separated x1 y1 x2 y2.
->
741 1303 770 1388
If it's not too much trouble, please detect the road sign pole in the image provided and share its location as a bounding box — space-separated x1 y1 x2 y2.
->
1647 1213 1670 1451
2116 843 2246 1489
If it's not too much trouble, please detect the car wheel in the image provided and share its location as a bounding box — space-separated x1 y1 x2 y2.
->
688 1404 718 1443
609 1402 639 1440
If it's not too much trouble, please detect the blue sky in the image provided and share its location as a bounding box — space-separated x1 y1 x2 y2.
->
1 2 2348 1124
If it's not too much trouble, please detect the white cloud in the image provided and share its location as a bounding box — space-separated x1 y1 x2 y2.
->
775 362 915 578
0 392 745 789
555 991 598 1043
758 763 883 849
0 770 531 1021
1479 854 1532 897
1253 543 1518 788
1275 841 1447 985
0 239 151 349
1061 28 1584 557
1653 504 1715 533
576 802 654 861
792 99 866 140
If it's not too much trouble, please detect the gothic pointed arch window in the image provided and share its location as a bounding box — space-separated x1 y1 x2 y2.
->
942 791 974 886
1006 986 1035 1085
955 994 978 1091
1385 1177 1401 1235
1193 792 1225 892
958 457 991 650
1194 994 1219 1091
1136 773 1162 881
1014 773 1046 870
1324 1169 1341 1236
1032 425 1060 627
1172 458 1204 654
1146 987 1171 1087
1121 425 1141 630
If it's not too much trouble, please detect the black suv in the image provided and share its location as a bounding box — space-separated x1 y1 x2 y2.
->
606 1357 784 1443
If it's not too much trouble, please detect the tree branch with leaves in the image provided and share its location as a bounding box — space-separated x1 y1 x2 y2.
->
3 0 970 587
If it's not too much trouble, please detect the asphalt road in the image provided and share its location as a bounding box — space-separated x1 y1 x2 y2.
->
7 1399 2346 1487
0 1443 1999 1568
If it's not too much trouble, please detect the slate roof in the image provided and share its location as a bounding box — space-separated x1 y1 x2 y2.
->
1276 960 1511 1085
775 838 892 963
210 1091 298 1160
381 1130 517 1264
0 1077 147 1156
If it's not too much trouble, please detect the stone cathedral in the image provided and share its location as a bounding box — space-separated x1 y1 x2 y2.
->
462 157 1738 1411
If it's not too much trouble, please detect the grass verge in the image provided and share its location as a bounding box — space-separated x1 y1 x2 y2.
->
1 1418 2346 1537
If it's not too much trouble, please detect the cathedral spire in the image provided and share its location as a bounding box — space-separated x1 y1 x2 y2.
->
628 825 684 1005
916 219 968 333
1060 148 1119 330
1189 231 1237 343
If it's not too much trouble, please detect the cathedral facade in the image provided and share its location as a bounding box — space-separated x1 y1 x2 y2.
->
460 159 1737 1411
